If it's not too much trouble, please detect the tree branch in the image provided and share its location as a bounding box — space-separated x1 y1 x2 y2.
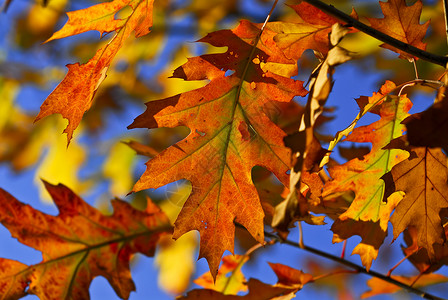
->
261 230 446 300
302 0 448 67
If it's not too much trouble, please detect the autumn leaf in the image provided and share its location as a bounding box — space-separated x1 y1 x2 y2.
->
194 255 249 295
382 147 448 259
0 181 172 299
403 94 448 153
322 88 412 270
178 278 297 300
270 1 358 60
402 226 448 273
273 23 352 233
35 0 154 144
178 262 313 300
0 258 29 298
366 0 429 60
361 274 448 298
128 19 307 277
267 262 314 290
320 80 398 168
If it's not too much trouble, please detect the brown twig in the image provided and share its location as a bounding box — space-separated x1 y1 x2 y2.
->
387 247 420 277
235 223 446 299
260 229 446 300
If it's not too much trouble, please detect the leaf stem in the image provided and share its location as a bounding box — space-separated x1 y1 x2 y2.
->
301 0 448 67
386 247 419 277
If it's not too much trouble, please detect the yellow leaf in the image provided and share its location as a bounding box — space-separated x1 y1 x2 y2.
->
155 232 197 295
103 140 136 196
35 117 88 202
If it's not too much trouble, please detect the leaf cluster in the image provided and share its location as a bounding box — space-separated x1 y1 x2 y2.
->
1 0 448 299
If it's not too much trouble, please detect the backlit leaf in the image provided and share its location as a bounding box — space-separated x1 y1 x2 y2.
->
0 181 172 299
178 278 297 300
323 91 411 270
361 274 448 298
194 255 249 295
403 94 448 154
382 147 448 259
35 0 154 144
129 19 307 277
267 262 314 289
270 2 358 60
366 0 429 60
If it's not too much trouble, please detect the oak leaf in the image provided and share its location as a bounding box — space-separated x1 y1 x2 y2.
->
273 23 352 233
382 147 448 259
178 278 297 300
402 226 448 273
35 0 154 144
129 20 307 277
0 181 172 299
178 262 313 300
366 0 429 60
267 262 314 290
270 2 358 60
323 87 412 270
403 95 448 153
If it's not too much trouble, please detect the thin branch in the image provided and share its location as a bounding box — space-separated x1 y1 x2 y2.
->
302 0 448 67
387 247 419 277
443 0 448 50
261 230 446 300
340 240 347 259
221 242 271 294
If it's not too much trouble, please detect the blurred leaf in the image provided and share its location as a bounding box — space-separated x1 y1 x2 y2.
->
194 255 249 295
35 118 88 202
361 274 448 298
35 0 155 143
103 140 137 196
155 232 197 295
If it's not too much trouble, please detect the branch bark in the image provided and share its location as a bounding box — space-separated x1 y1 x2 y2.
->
262 230 446 300
302 0 448 67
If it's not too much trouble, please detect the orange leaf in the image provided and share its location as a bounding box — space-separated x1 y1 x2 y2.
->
402 226 448 273
270 2 358 60
367 0 429 60
179 278 297 300
382 147 448 259
35 0 154 144
404 95 448 154
361 274 448 298
194 255 249 295
179 262 313 299
323 83 412 270
128 20 307 277
0 181 172 299
268 262 314 289
0 258 28 299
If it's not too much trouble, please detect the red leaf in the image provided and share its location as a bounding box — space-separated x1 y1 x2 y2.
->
0 181 172 299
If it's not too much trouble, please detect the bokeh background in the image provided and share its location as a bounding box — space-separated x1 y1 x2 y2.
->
1 0 447 299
